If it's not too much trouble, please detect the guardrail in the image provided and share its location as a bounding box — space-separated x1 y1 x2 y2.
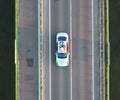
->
99 0 105 100
105 0 110 100
38 0 44 100
100 0 110 100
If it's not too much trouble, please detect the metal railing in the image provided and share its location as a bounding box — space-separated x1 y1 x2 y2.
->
38 0 44 100
99 0 106 100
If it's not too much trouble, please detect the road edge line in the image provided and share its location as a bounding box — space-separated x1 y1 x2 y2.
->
70 0 72 100
49 0 51 100
92 0 94 100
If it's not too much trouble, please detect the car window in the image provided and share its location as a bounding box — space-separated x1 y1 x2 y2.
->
58 53 68 58
58 37 66 41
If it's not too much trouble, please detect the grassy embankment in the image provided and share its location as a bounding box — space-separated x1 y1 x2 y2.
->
0 0 15 100
110 0 120 100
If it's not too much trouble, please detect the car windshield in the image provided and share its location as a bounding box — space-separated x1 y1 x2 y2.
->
58 37 66 41
58 53 68 58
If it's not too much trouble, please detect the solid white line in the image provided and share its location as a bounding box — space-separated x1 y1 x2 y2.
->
15 40 16 64
70 0 72 100
92 0 94 100
38 0 40 99
49 0 51 100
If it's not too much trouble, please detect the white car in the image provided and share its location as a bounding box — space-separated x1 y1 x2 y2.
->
55 32 69 67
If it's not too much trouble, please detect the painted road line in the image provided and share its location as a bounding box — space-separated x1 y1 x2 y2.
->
49 0 51 100
38 0 40 99
70 0 72 99
15 0 19 99
92 0 94 100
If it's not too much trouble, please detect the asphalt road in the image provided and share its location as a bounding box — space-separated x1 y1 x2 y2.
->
72 1 100 99
18 0 38 100
72 0 93 99
43 0 71 100
18 0 100 99
50 0 71 100
43 0 100 100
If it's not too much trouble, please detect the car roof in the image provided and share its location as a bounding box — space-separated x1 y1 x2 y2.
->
58 41 67 53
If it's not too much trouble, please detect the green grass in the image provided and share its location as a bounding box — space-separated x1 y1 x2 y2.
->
110 0 120 100
0 0 15 99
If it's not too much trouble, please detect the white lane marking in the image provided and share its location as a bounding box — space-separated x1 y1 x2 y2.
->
70 0 72 99
38 0 40 99
49 0 51 100
92 0 94 100
59 70 64 100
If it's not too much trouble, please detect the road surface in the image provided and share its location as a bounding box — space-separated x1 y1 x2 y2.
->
18 0 38 100
43 0 100 100
18 0 100 99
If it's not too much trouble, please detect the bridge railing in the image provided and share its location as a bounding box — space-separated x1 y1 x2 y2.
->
99 0 105 100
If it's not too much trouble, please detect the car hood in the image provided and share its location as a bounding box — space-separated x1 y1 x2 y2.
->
56 57 69 67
